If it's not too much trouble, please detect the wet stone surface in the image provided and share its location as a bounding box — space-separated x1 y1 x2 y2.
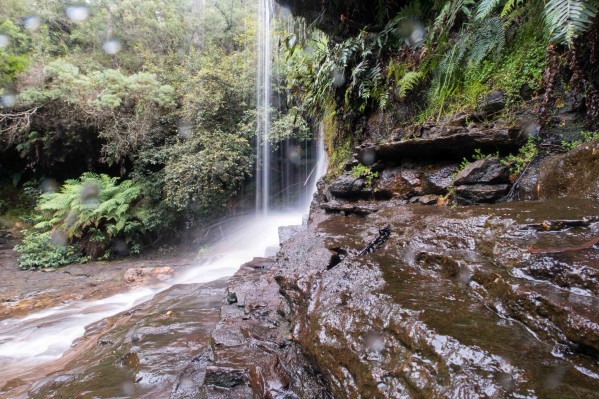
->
17 280 227 399
267 198 599 398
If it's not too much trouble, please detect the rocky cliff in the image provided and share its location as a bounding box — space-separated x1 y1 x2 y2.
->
173 130 599 398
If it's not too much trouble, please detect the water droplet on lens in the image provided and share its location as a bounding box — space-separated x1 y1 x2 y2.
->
80 183 100 209
0 34 10 48
50 230 68 247
1 93 17 108
287 148 301 164
332 69 345 87
40 178 59 193
178 123 192 139
103 39 121 55
24 16 41 31
66 6 89 22
359 148 376 166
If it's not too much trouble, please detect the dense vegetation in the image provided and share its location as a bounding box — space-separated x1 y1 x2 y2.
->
1 0 598 267
281 0 598 171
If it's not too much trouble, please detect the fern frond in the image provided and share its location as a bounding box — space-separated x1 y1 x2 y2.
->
476 0 503 20
545 0 599 45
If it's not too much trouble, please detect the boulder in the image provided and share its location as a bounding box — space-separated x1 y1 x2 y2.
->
517 139 599 200
479 90 505 116
328 174 371 199
453 157 510 186
455 184 510 204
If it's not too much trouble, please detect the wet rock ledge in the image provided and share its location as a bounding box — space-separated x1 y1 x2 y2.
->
176 196 599 398
173 139 599 398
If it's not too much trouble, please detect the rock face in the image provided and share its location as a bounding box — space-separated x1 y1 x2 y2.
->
172 257 329 399
327 174 372 199
453 157 510 185
452 156 512 204
171 196 599 398
360 124 527 165
517 139 599 200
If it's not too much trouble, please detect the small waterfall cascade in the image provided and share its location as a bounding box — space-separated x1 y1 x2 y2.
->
256 0 273 214
0 2 328 389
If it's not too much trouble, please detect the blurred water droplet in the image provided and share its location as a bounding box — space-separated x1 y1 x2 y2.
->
66 6 89 22
359 148 376 166
50 230 68 248
214 161 225 173
332 69 345 87
523 122 540 138
121 381 135 396
400 20 426 48
178 123 192 139
0 34 10 48
80 183 100 209
1 93 17 108
304 45 314 57
40 178 59 193
113 239 128 256
287 147 301 164
103 39 121 55
24 16 41 31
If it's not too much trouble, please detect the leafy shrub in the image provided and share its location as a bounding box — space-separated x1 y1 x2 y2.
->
32 173 149 260
351 164 380 187
561 130 599 151
14 230 87 270
502 138 539 175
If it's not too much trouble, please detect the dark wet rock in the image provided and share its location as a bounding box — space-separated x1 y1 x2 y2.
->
479 90 506 116
173 257 330 399
328 174 372 200
453 157 510 185
518 139 599 200
376 164 456 199
269 198 599 398
321 200 379 215
362 125 526 165
455 183 511 204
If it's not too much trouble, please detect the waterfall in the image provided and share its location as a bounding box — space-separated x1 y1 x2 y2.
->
256 0 273 214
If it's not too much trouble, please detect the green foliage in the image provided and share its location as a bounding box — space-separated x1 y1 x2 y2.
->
502 137 539 175
14 230 87 270
561 130 599 151
163 130 252 216
545 0 599 45
454 148 500 176
33 173 149 259
351 164 380 187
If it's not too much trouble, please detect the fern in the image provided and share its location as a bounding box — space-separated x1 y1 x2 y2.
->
468 17 506 65
32 173 149 259
476 0 503 20
545 0 599 45
396 71 424 99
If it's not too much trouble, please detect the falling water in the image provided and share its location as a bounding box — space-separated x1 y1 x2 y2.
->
256 0 273 214
0 2 328 391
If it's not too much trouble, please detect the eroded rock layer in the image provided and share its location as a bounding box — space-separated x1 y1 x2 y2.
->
181 195 599 398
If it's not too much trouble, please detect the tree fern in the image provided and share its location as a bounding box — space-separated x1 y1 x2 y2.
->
33 173 149 259
545 0 599 45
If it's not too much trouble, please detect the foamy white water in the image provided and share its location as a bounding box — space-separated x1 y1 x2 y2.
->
0 211 304 380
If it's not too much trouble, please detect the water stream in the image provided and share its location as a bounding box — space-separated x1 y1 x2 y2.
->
0 1 327 393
